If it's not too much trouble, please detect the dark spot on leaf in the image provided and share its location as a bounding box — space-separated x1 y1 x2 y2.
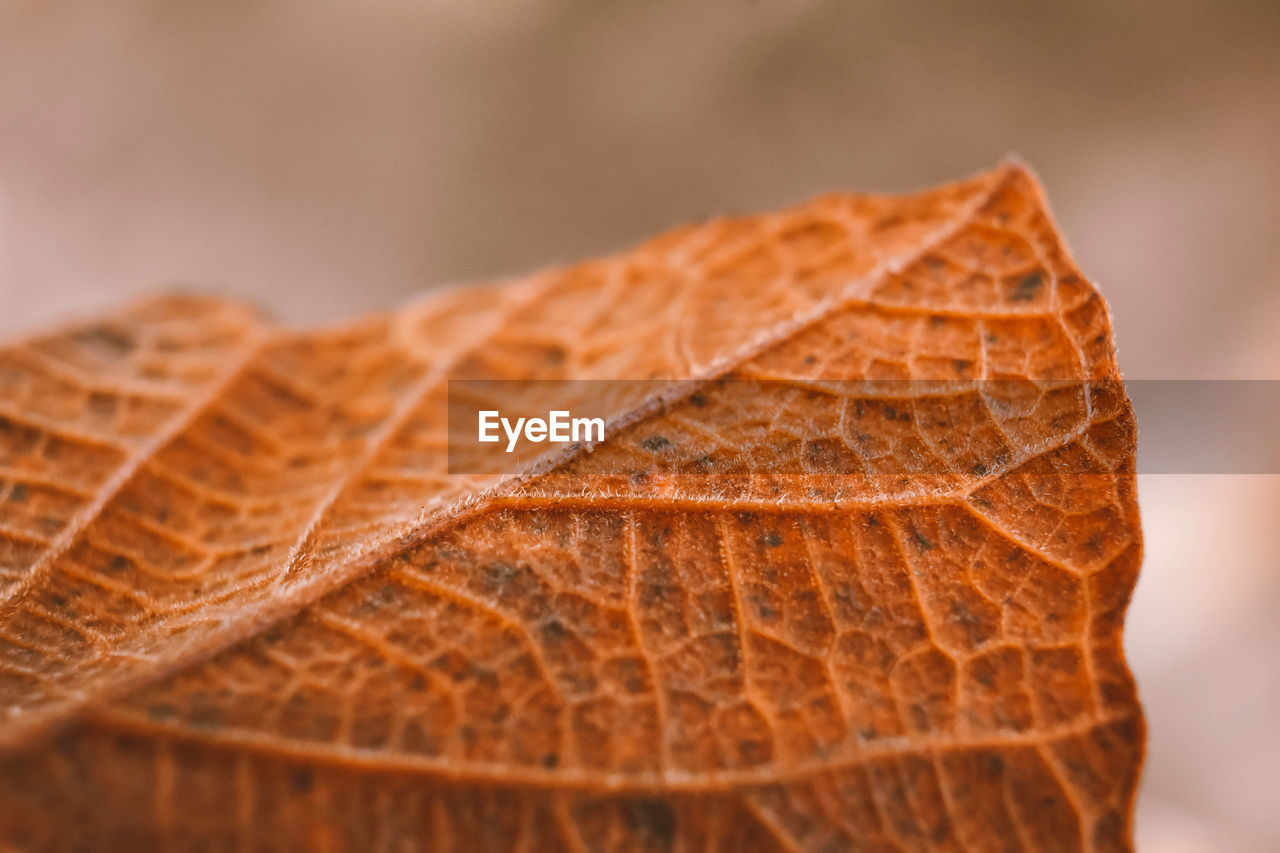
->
87 392 116 418
1011 272 1044 301
8 483 27 503
1093 810 1125 846
291 768 315 794
148 704 177 722
641 436 670 452
641 583 674 606
761 531 783 548
626 798 676 849
688 392 707 408
739 739 769 763
751 593 779 620
484 562 518 589
542 753 559 768
74 325 135 359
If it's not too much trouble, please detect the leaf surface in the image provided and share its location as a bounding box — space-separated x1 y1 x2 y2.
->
0 163 1143 851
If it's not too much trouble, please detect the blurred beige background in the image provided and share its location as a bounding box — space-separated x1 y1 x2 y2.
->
1 0 1277 848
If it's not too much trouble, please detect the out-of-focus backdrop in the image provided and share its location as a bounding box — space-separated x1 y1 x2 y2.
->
1 1 1277 848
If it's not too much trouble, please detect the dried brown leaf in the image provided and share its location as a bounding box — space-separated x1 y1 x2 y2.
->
0 163 1143 851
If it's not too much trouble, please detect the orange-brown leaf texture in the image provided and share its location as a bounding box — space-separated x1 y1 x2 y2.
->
0 163 1143 852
